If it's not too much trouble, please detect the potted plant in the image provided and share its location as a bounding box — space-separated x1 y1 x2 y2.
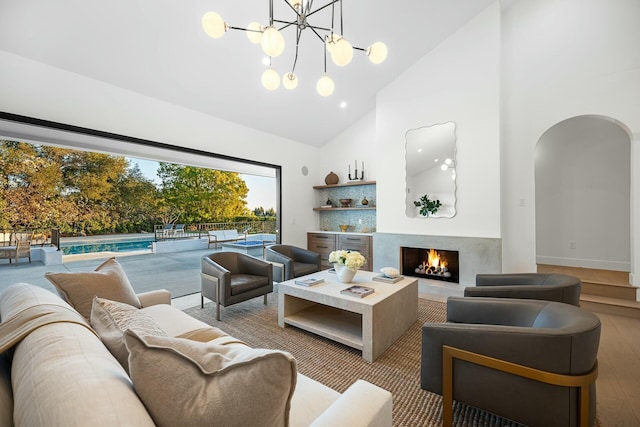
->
414 194 442 217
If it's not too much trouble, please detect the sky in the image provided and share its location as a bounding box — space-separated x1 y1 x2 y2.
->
129 157 276 211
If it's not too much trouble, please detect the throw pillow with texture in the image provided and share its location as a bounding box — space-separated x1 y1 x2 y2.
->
124 329 297 427
45 257 142 320
90 297 167 372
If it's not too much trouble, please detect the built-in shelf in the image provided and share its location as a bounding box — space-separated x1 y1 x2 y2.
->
313 180 376 190
313 207 376 211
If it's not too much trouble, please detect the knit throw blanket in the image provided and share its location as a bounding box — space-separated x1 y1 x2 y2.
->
0 303 97 353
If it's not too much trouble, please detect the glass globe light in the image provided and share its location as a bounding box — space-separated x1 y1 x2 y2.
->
367 42 388 64
440 164 448 171
246 22 263 44
262 67 280 91
288 0 303 10
202 12 227 39
316 74 335 97
331 37 353 67
282 72 298 90
261 26 285 57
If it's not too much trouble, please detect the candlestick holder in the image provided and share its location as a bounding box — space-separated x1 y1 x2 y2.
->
348 160 365 181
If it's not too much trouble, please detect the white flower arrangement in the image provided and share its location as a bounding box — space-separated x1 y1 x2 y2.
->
329 250 366 270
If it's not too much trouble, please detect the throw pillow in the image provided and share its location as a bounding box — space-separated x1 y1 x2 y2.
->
45 257 142 320
124 329 297 427
90 297 167 372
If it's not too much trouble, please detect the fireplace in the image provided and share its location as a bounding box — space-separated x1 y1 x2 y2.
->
401 246 460 284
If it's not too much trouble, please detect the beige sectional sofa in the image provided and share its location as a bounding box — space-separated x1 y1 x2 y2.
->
0 282 392 427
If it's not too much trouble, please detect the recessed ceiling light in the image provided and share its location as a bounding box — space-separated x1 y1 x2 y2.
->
340 101 347 109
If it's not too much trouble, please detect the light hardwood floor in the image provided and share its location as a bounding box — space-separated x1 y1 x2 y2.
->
596 311 640 426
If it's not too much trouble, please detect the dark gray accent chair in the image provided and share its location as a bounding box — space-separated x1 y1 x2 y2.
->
264 244 321 281
464 273 582 306
421 297 601 427
201 252 273 320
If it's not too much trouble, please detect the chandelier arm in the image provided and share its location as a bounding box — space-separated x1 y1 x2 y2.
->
308 26 327 43
305 24 333 32
339 0 344 35
274 19 298 31
227 25 258 32
269 0 274 26
291 27 302 73
323 37 328 73
281 0 302 17
305 1 340 19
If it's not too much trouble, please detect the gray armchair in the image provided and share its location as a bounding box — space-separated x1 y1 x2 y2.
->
464 273 582 306
264 244 321 281
201 252 273 320
421 297 600 427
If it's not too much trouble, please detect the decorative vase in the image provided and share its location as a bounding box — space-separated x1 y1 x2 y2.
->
325 171 339 185
334 263 357 283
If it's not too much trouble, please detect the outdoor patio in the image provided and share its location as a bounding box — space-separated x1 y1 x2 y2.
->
0 245 226 309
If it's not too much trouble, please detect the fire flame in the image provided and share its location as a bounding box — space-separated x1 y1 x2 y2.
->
427 248 447 269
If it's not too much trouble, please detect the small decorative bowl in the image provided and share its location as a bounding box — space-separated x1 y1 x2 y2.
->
380 267 400 278
339 224 349 232
339 198 352 207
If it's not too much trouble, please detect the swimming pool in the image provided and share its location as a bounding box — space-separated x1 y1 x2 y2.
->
60 238 154 255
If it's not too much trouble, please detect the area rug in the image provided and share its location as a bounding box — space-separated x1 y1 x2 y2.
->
185 291 533 427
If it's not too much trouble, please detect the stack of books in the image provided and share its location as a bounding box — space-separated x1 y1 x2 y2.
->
340 285 375 298
294 277 324 287
372 274 403 284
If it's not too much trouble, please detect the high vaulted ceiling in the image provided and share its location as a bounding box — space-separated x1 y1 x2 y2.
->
0 0 494 147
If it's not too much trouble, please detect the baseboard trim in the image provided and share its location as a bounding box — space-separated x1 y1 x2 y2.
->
536 256 630 272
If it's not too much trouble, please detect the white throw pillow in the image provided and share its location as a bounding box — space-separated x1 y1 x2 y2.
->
90 297 167 372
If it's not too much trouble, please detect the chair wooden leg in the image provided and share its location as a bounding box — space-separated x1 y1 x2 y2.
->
201 293 204 308
264 294 268 305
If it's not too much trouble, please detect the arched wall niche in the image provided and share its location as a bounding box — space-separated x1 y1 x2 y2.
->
535 115 632 275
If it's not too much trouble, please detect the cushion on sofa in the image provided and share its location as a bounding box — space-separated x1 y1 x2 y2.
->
90 297 167 372
124 329 297 427
0 284 155 427
0 352 13 427
45 257 142 320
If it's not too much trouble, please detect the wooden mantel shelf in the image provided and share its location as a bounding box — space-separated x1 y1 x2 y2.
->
313 180 376 189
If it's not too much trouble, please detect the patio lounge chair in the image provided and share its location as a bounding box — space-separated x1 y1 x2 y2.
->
173 224 186 237
0 232 32 265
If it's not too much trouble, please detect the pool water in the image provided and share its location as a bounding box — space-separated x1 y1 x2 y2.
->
61 239 154 255
231 241 268 247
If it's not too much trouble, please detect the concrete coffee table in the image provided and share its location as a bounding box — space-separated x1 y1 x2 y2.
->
278 269 418 362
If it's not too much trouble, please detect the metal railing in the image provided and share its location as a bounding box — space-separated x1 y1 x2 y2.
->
0 228 56 247
153 220 277 241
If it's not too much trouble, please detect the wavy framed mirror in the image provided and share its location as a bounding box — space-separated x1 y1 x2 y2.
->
405 122 457 218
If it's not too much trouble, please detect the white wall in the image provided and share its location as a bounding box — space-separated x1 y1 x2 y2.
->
535 116 631 271
501 0 640 279
0 50 320 249
336 2 502 238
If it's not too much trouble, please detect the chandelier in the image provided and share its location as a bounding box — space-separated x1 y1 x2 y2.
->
202 0 388 96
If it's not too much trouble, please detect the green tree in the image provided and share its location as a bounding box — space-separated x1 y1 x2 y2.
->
112 163 161 233
0 141 67 230
158 163 250 223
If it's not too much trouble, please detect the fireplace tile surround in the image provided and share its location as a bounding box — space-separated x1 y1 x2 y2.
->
372 233 502 287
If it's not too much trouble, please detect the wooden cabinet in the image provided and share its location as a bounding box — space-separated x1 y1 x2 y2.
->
308 232 373 271
307 233 336 269
338 234 372 271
